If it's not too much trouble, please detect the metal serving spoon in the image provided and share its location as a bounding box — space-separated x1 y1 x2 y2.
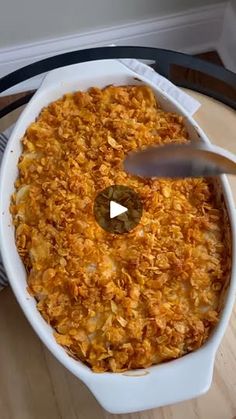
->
124 142 236 178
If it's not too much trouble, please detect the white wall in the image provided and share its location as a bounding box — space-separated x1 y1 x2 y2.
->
1 0 224 48
218 0 236 71
230 0 236 11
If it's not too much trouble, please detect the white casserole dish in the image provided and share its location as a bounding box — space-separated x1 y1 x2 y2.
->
0 60 236 414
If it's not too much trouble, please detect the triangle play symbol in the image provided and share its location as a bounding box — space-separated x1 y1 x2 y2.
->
110 201 128 219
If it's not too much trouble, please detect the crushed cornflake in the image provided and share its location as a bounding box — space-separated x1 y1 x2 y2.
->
11 85 231 372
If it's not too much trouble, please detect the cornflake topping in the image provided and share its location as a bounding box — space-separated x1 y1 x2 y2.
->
11 85 231 372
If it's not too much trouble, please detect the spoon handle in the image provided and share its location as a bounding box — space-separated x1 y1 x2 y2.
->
124 143 236 178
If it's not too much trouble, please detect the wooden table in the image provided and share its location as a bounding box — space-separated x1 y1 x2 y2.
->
0 91 236 419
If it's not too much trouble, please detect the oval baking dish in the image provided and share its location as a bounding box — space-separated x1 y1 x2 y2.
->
0 59 236 414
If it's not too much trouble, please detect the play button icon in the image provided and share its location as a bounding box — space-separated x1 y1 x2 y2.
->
94 185 143 234
110 201 128 219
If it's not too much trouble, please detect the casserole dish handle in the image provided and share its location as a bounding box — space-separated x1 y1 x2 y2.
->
84 347 215 414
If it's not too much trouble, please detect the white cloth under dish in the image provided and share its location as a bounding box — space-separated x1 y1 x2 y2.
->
0 60 201 291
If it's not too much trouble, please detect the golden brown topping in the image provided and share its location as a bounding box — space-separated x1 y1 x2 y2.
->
11 85 230 372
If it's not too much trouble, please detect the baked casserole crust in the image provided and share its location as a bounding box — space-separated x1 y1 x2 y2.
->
11 85 231 372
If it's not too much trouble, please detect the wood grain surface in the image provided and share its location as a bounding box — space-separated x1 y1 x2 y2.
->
0 91 236 419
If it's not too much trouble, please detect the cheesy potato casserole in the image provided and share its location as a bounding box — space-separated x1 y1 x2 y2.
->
11 85 230 372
